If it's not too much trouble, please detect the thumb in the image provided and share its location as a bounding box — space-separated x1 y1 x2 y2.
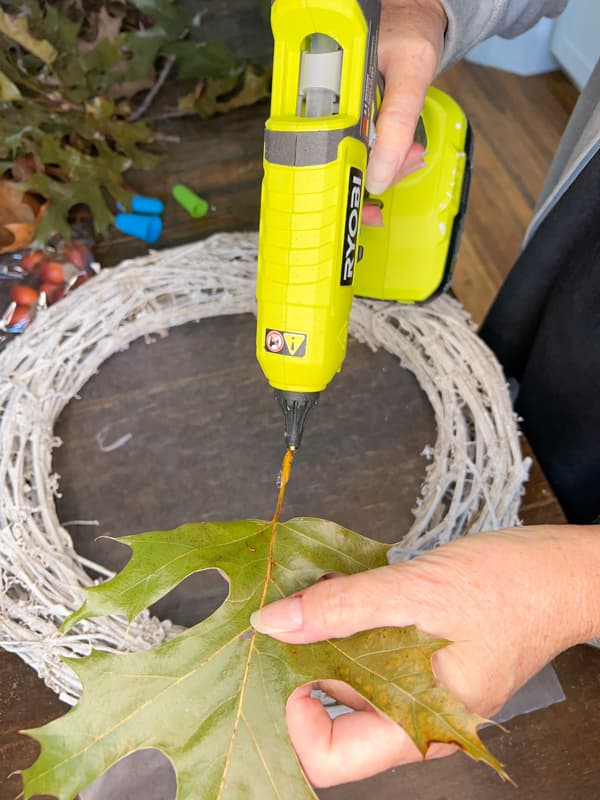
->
366 1 446 195
366 64 431 195
250 566 415 644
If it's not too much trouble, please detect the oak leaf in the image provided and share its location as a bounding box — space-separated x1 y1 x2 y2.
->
22 518 507 799
178 64 271 118
0 1 259 244
0 7 57 64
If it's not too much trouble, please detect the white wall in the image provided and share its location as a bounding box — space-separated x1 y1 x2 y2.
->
551 0 600 89
465 17 559 75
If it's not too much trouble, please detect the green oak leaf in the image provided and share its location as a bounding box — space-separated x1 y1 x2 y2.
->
123 28 167 80
79 37 126 94
0 0 266 244
4 102 158 242
133 0 190 39
21 0 81 53
22 518 508 799
0 7 57 64
165 40 239 80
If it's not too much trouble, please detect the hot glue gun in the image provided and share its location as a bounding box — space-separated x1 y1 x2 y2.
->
256 0 472 450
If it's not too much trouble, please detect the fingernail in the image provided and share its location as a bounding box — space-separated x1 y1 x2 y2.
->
250 596 303 634
365 169 389 197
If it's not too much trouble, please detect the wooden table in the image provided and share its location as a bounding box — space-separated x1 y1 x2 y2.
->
1 69 598 800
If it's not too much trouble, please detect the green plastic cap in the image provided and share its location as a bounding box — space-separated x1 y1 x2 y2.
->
172 184 209 218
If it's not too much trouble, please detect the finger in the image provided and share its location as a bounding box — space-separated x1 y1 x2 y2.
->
286 684 420 788
393 141 426 182
366 7 443 195
392 155 426 184
366 72 430 195
361 203 383 227
371 142 426 196
315 678 375 712
363 144 426 227
287 683 458 787
250 565 417 643
317 572 344 581
366 77 431 194
371 140 425 181
400 141 427 169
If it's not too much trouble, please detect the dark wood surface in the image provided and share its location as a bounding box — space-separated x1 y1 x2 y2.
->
53 314 436 627
0 651 67 800
1 53 596 800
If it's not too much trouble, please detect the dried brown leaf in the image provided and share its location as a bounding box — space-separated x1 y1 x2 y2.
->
78 6 125 55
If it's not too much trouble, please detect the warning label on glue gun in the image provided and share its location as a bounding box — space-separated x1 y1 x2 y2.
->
264 329 307 358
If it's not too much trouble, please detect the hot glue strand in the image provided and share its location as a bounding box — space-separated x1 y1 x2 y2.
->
272 447 294 524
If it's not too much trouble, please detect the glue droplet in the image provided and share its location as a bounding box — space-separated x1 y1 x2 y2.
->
276 472 282 489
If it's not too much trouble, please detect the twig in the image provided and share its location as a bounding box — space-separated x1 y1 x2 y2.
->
128 54 176 122
144 108 197 124
151 132 182 144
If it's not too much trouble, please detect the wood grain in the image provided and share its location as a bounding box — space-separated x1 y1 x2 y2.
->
0 651 67 800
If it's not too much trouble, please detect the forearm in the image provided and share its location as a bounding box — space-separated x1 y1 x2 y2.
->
554 525 600 646
437 0 567 71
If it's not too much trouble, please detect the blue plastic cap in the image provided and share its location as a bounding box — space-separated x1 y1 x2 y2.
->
115 213 163 244
117 195 165 215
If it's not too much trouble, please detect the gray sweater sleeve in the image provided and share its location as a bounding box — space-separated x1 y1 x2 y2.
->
438 0 567 71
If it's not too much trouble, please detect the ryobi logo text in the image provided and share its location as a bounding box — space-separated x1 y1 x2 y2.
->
340 167 363 286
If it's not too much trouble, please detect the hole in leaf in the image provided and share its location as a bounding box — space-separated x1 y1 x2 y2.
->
149 568 229 628
67 535 229 629
80 748 176 800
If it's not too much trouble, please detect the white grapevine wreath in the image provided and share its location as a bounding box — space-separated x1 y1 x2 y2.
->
0 232 530 704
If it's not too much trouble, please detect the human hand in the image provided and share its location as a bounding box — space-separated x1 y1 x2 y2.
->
251 526 595 787
369 0 447 193
362 0 447 227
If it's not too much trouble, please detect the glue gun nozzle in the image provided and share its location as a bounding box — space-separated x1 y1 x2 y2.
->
274 390 319 450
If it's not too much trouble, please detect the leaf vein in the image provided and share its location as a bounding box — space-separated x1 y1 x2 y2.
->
30 629 250 783
278 523 369 568
216 520 277 798
326 639 479 751
240 709 282 799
